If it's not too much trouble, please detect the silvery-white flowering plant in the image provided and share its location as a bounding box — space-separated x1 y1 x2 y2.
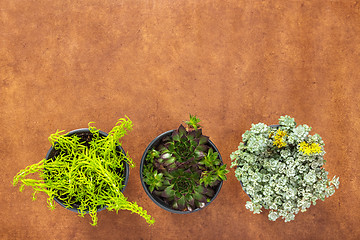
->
230 115 340 222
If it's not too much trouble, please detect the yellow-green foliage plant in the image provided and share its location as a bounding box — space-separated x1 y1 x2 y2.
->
13 117 154 226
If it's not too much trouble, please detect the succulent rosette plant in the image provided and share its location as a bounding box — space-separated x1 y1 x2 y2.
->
142 115 229 212
230 115 340 222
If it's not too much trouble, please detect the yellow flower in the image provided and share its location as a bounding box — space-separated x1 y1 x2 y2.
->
272 129 287 148
299 141 322 155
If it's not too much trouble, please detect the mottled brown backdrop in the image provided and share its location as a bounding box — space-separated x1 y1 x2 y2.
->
1 0 359 239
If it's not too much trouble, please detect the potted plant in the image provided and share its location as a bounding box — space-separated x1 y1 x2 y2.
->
140 115 229 213
230 115 340 222
13 117 154 226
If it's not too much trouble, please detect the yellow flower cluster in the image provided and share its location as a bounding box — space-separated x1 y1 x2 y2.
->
272 129 287 148
298 141 322 155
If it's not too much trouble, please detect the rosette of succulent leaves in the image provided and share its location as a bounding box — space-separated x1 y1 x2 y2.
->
230 115 340 222
13 117 154 226
143 115 229 211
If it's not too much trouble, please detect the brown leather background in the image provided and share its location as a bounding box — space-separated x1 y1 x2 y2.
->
1 0 359 239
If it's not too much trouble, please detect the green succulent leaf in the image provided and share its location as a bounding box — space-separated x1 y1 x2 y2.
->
205 188 215 197
178 125 187 136
186 194 195 205
195 129 202 138
195 185 206 194
172 131 180 141
178 196 186 209
167 144 175 152
194 192 206 202
196 145 207 152
172 202 179 210
187 133 195 140
188 131 196 139
161 153 172 160
175 192 182 198
164 157 176 166
199 136 209 145
162 186 175 198
217 165 229 181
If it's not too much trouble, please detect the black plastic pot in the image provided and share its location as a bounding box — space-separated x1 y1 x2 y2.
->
45 128 129 213
140 130 224 214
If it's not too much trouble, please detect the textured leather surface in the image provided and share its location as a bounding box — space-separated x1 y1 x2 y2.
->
1 0 359 239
